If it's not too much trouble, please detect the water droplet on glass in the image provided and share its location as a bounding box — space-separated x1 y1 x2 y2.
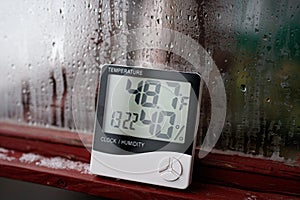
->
240 84 247 93
169 42 174 49
118 20 123 28
280 82 289 88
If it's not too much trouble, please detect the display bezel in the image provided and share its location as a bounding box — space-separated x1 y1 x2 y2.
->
93 65 200 155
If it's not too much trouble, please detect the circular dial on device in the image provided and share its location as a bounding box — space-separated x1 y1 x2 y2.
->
158 157 183 182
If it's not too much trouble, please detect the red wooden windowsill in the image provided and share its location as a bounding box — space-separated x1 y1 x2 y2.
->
0 122 300 198
0 147 297 200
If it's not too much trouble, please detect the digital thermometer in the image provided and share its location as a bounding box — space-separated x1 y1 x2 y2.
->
90 65 201 189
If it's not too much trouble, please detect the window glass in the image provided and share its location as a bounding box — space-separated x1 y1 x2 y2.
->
0 0 299 164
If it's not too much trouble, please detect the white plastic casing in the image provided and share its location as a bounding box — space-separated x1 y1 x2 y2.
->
90 150 193 189
89 65 201 189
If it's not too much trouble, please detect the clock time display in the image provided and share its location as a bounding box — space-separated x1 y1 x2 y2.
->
102 74 191 144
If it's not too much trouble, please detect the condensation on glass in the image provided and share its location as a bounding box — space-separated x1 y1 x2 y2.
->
0 0 299 164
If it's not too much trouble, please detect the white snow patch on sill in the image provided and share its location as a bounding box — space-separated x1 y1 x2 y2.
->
0 153 15 161
0 148 9 153
20 153 42 163
19 153 91 174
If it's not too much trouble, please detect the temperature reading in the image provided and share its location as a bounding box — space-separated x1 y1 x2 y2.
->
167 82 189 110
126 79 161 107
103 74 192 144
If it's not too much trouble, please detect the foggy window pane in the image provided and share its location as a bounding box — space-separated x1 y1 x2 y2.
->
0 0 299 164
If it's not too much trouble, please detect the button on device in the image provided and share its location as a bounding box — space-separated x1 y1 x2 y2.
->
158 157 182 182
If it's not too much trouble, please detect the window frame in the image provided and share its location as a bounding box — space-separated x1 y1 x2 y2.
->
0 121 299 198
